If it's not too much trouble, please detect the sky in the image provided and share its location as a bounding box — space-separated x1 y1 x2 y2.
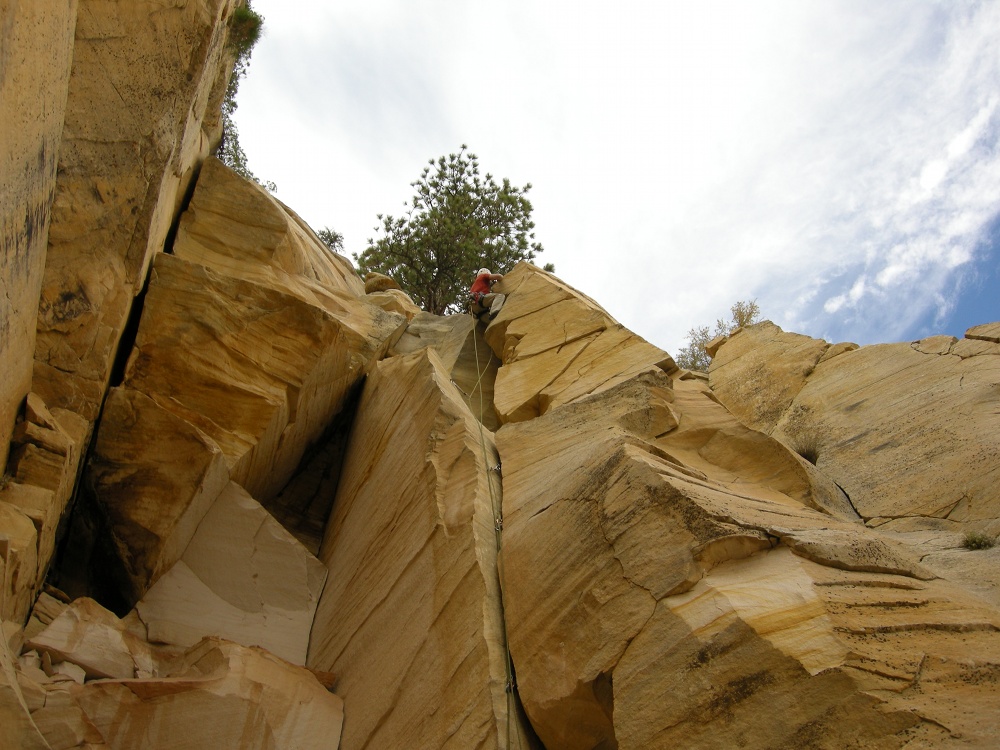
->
235 0 1000 356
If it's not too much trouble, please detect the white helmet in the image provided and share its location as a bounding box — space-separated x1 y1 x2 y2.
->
477 268 491 277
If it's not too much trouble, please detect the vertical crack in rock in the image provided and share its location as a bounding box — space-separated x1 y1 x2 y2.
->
307 342 541 748
461 320 540 748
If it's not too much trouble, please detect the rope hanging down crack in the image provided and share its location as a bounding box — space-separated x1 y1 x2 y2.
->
469 313 524 750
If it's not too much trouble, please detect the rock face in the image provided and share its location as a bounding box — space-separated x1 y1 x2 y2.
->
135 482 327 665
33 0 236 425
2 0 238 655
307 346 534 749
82 386 231 608
390 312 502 431
497 367 999 748
154 157 403 500
708 321 1000 534
0 0 78 471
69 158 404 610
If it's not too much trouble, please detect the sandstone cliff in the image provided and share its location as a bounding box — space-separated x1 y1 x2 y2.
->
2 3 999 749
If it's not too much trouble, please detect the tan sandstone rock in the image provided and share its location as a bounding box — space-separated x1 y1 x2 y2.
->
73 160 403 610
365 288 423 319
26 597 153 681
23 591 69 642
72 638 343 749
4 393 88 603
705 320 832 432
391 312 502 431
363 271 400 293
484 263 676 424
1 628 50 749
135 482 326 665
33 0 235 424
134 162 406 501
497 350 1000 747
28 682 106 749
86 387 231 607
15 598 343 748
0 0 77 472
308 348 533 749
965 321 1000 343
173 157 366 304
709 321 1000 534
0 502 39 625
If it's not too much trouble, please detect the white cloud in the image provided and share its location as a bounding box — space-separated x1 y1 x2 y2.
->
236 0 1000 353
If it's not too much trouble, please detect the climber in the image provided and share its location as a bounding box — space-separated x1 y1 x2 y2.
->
469 268 505 321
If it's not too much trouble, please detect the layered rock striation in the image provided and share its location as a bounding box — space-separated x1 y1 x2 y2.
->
708 321 1000 541
0 0 78 472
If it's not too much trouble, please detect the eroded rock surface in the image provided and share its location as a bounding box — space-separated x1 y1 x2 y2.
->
484 263 676 424
135 482 326 665
75 638 343 749
20 616 343 750
0 0 77 470
498 367 1000 748
74 160 404 609
3 393 87 624
308 348 533 749
133 158 405 500
709 321 1000 534
85 387 231 607
33 0 236 424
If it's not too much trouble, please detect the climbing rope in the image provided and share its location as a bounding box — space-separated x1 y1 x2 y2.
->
468 313 524 750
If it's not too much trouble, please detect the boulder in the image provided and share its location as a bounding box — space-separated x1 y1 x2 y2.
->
173 156 367 304
308 348 533 749
135 482 327 665
363 271 400 293
25 597 152 680
709 321 1000 533
85 387 230 607
0 0 77 471
483 263 676 424
133 161 406 501
15 597 343 750
72 638 343 750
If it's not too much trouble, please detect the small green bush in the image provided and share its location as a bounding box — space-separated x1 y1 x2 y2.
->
962 531 996 551
228 6 263 58
217 2 275 192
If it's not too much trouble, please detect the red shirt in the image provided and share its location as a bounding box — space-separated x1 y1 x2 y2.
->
471 274 492 295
